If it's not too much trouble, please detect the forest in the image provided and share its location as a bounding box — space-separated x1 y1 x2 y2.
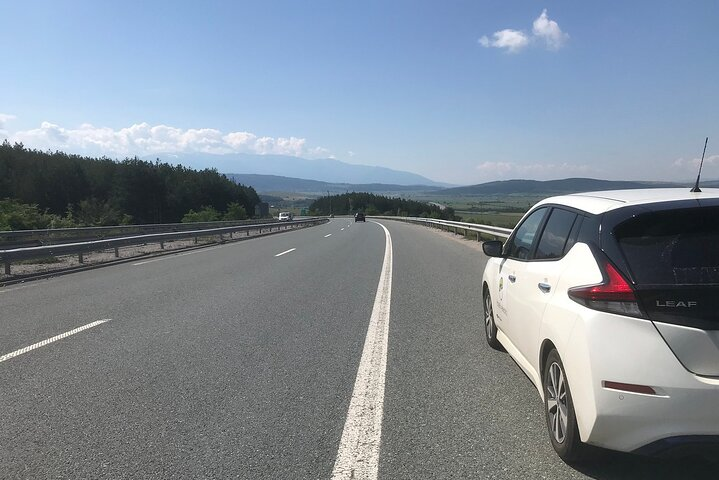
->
0 141 260 230
309 192 455 219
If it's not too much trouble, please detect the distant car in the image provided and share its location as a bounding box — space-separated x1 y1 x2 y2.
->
481 188 719 462
354 212 365 222
278 212 292 221
330 214 335 218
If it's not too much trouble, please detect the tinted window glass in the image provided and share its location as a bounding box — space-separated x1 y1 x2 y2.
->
614 207 719 284
507 208 547 259
535 209 578 260
564 215 584 254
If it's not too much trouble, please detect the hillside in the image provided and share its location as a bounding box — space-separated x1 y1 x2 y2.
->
0 142 260 227
223 173 443 195
435 178 682 196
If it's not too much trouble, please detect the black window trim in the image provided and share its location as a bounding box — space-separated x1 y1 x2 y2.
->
504 204 587 263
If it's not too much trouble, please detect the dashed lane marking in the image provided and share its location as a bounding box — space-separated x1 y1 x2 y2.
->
0 319 111 365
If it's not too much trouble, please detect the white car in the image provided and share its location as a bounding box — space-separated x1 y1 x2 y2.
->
481 188 719 462
278 212 292 222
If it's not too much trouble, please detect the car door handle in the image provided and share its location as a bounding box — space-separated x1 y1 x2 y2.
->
508 275 516 283
538 282 551 293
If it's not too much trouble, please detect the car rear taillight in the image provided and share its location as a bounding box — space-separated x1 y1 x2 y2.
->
568 261 645 318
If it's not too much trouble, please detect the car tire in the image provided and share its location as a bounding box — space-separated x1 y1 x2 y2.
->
543 349 591 463
483 290 503 351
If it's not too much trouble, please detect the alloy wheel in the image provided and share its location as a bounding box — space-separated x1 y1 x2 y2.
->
546 361 568 444
484 294 493 337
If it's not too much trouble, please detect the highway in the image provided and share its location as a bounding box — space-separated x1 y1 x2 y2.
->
0 219 715 479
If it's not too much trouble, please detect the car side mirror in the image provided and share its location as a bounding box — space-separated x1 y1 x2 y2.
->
482 240 504 258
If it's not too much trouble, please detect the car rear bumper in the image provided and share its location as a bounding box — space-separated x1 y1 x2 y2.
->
562 311 719 454
633 435 719 458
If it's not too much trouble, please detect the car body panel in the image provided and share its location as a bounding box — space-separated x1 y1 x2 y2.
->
481 189 719 455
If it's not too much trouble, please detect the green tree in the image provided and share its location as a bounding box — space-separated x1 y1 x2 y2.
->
0 144 262 226
74 198 125 226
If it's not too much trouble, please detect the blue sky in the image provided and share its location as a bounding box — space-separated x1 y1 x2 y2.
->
1 0 717 185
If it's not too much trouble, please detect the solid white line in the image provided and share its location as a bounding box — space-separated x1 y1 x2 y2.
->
0 319 110 364
274 248 296 257
324 234 333 238
332 221 393 480
132 245 226 265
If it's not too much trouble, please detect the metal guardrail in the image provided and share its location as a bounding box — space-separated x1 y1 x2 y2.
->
0 218 327 275
372 216 512 239
0 218 276 248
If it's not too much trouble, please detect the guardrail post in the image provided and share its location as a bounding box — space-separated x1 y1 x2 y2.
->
4 261 10 275
194 236 198 244
114 247 120 257
246 229 250 236
230 231 233 239
160 241 165 249
78 252 84 263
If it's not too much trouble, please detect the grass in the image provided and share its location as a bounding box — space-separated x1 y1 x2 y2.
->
455 212 524 229
409 193 541 229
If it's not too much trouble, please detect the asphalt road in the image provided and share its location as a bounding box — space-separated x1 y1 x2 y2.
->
0 218 716 479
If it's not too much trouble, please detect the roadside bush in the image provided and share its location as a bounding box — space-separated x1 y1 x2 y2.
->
223 202 248 220
181 206 221 223
0 199 77 230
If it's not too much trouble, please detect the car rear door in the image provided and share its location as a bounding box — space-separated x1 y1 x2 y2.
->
510 208 580 372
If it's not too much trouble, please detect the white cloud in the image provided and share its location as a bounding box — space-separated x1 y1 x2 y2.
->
479 9 568 53
478 30 530 54
0 113 16 136
673 155 719 168
476 161 592 179
532 9 569 50
10 121 331 158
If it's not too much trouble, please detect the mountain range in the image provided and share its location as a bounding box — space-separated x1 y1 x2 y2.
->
223 174 716 197
145 153 716 196
146 152 448 187
224 174 442 195
434 178 695 196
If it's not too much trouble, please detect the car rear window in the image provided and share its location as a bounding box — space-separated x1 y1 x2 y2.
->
613 207 719 285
